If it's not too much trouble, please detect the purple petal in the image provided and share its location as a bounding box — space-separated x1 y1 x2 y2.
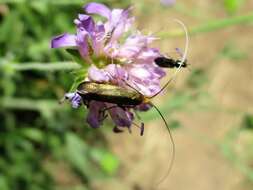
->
96 22 106 34
51 33 76 48
108 9 124 27
74 14 95 33
86 101 106 128
135 103 152 111
91 22 106 55
136 48 160 62
146 64 166 79
76 30 89 57
108 106 133 127
129 65 153 80
84 2 111 19
109 9 133 42
102 7 133 43
88 65 110 82
109 8 129 27
105 64 128 81
129 78 161 97
64 92 82 108
118 34 155 59
160 0 176 6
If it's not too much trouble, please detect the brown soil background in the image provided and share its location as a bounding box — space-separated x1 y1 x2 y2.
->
91 0 253 189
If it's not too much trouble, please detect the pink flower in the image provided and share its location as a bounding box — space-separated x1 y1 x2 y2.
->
51 3 166 133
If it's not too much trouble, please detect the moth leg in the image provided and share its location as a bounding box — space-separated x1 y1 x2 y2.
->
99 105 118 115
132 122 145 136
98 105 119 122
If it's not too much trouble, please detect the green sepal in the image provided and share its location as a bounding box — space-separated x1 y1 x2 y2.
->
66 49 90 92
69 68 88 92
66 49 84 65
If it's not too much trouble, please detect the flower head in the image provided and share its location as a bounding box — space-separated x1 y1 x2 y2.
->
51 3 166 134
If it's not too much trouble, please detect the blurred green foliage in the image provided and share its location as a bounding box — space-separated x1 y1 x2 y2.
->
223 0 245 14
0 1 131 189
220 114 253 183
186 69 208 88
242 114 253 130
220 42 248 61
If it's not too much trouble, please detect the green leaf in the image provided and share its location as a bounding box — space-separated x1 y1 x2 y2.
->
20 128 44 143
65 133 89 177
0 175 9 190
90 149 119 175
242 114 253 130
100 152 119 175
224 0 244 14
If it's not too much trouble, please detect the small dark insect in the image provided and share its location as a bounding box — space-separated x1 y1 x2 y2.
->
154 56 188 68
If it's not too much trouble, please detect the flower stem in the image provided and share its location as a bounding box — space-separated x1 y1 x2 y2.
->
158 12 253 38
1 62 80 71
0 97 68 114
1 97 60 109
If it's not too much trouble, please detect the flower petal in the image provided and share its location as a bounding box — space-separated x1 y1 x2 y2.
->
135 103 152 111
145 64 166 79
64 92 82 108
91 22 106 55
76 30 89 57
74 14 95 33
51 33 76 48
105 64 128 81
108 106 133 127
84 2 111 19
86 101 106 128
129 78 161 97
136 48 160 62
129 65 153 79
107 8 134 42
88 65 110 82
160 0 176 6
117 34 154 59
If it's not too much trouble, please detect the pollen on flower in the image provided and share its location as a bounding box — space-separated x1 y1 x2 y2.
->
51 2 167 133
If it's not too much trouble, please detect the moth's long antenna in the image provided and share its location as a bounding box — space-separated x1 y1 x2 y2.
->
150 102 175 186
150 19 189 99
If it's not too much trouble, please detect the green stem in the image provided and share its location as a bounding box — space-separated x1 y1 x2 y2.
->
0 97 67 111
1 62 80 71
158 12 253 38
0 0 87 4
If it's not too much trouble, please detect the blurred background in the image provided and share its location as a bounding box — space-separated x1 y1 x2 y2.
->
0 0 253 190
